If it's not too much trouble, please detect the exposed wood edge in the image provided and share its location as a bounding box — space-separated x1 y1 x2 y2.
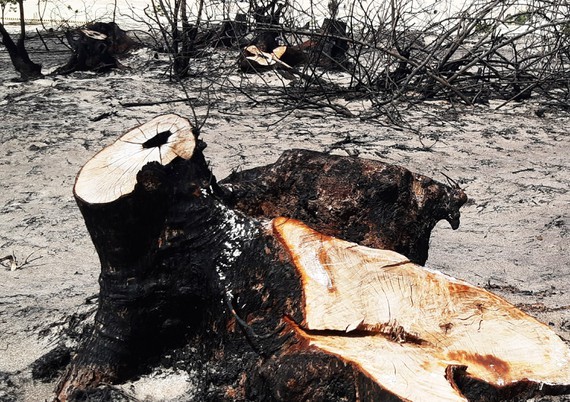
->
272 217 570 402
74 114 196 204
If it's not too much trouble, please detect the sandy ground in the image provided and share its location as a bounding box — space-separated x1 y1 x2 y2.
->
0 30 569 401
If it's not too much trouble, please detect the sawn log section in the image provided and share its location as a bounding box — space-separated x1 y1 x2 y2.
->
55 114 570 401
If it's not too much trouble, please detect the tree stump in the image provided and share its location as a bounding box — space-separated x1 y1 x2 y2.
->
294 18 349 70
55 114 570 401
84 22 136 55
212 14 248 48
317 18 349 68
56 23 134 74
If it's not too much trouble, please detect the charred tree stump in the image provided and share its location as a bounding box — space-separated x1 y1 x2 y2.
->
220 150 467 265
238 0 302 73
56 23 134 74
319 18 349 68
83 22 136 55
238 42 306 73
297 18 349 70
55 114 570 401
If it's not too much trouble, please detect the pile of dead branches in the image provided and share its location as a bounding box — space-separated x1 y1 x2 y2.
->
339 0 570 108
193 0 570 112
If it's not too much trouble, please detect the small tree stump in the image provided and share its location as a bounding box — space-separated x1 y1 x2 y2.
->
56 23 134 74
55 115 570 402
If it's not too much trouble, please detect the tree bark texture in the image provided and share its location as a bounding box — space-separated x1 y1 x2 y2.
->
55 115 570 402
0 22 43 80
56 23 134 74
220 149 467 265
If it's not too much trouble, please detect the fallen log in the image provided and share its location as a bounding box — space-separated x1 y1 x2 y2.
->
55 114 570 401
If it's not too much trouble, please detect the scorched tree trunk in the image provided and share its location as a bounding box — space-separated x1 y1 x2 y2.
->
55 114 570 402
0 22 43 80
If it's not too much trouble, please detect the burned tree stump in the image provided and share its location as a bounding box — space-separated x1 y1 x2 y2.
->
83 22 136 55
55 114 570 401
221 150 467 265
56 23 134 74
211 14 248 48
238 42 306 73
315 18 349 68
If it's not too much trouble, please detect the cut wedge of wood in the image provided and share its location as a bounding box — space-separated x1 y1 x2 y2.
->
74 114 195 204
273 217 570 402
244 45 292 69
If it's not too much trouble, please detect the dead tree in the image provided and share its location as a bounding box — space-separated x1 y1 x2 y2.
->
55 114 570 401
0 22 43 80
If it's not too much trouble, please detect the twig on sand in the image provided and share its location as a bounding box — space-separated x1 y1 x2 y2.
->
120 98 199 107
0 251 42 271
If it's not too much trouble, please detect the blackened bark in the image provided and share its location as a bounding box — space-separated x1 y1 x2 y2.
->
318 18 349 68
0 22 43 80
56 23 134 74
84 22 136 55
55 132 421 401
214 15 248 47
220 149 467 265
56 141 309 401
173 0 195 77
55 116 569 402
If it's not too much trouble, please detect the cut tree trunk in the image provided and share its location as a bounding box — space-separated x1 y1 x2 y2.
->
55 114 570 401
214 14 248 47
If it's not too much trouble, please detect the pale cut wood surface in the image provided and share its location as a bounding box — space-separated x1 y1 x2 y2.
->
273 217 570 402
74 114 195 204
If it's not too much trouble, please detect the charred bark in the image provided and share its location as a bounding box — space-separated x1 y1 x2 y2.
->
0 22 43 80
56 23 134 74
55 115 308 400
84 22 136 55
220 149 467 265
55 115 570 402
238 39 306 73
214 15 248 47
316 18 349 69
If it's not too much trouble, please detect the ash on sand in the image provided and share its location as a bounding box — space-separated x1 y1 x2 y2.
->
1 29 569 401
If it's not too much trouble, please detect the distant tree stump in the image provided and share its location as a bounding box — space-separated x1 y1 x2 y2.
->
55 115 570 402
56 22 135 74
317 18 349 68
214 14 248 47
